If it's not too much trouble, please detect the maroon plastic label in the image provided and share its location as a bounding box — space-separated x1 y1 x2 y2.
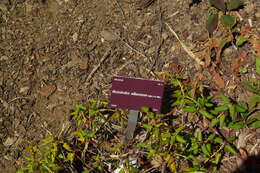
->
109 76 164 113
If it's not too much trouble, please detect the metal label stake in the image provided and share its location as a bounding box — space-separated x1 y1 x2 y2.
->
125 110 139 141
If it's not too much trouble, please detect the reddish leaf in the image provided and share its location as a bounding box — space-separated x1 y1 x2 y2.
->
232 51 248 76
239 148 248 160
240 26 252 36
204 38 220 48
206 13 219 36
214 72 225 88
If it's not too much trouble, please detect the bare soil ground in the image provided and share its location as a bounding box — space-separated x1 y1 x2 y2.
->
0 0 259 172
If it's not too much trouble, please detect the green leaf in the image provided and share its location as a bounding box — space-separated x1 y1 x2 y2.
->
224 144 237 154
248 95 260 111
143 123 153 131
209 0 226 11
63 143 72 152
189 143 199 152
227 136 237 142
256 57 260 75
176 135 187 143
220 114 226 127
220 94 231 103
220 15 236 29
240 80 260 95
213 153 222 164
201 144 210 156
206 144 212 154
199 109 214 119
188 155 199 165
205 103 214 107
229 105 236 120
195 129 202 141
16 170 25 173
66 153 75 163
137 142 146 148
227 0 243 11
183 106 197 113
147 112 154 119
210 118 219 128
250 121 260 129
170 135 176 145
208 134 215 141
198 98 205 107
214 137 224 143
228 121 245 129
214 105 229 113
176 125 185 134
236 36 247 46
141 106 149 113
183 98 195 105
235 104 247 113
206 13 219 36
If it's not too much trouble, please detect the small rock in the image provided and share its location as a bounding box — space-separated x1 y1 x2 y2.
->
223 47 233 56
162 32 168 40
245 4 254 14
19 86 30 95
0 55 9 61
25 3 33 13
170 45 176 52
72 33 78 42
100 30 119 41
147 47 155 55
38 84 56 97
255 12 260 18
3 137 16 147
0 4 7 12
79 59 88 70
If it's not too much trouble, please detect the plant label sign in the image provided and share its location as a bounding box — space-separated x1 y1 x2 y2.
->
110 76 164 140
110 76 164 112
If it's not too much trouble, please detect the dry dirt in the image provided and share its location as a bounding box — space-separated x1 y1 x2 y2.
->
0 0 259 172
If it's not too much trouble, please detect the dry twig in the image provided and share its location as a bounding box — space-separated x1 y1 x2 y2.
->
86 50 111 86
151 0 163 71
165 23 205 66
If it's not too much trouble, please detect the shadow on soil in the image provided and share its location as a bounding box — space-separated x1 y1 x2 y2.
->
234 154 260 173
161 84 175 114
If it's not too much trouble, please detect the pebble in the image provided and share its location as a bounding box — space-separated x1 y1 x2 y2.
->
100 30 119 41
19 86 30 95
255 12 260 18
72 33 78 42
223 47 233 56
3 137 16 147
0 55 9 61
162 32 168 40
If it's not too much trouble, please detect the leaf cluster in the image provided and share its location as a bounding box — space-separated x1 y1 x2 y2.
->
17 81 260 173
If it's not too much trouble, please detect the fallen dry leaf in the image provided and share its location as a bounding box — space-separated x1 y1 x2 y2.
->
232 51 248 76
239 148 248 161
151 155 163 168
214 72 225 89
203 118 210 128
240 26 252 36
38 84 56 97
79 59 88 70
255 40 260 56
195 49 211 67
204 38 220 48
249 35 260 56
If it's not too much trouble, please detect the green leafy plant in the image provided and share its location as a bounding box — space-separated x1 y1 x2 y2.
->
17 79 260 173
